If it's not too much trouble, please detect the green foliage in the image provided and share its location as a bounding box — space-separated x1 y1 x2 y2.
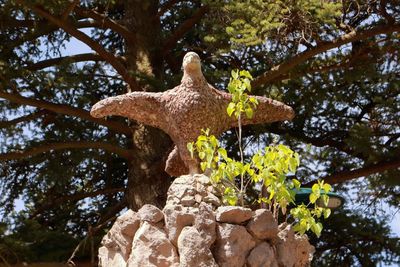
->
290 181 332 237
226 69 258 119
0 217 80 263
203 0 342 47
311 209 400 266
189 69 331 237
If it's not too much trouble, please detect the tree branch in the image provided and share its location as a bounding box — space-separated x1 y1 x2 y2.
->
0 89 131 135
61 0 80 20
303 156 400 186
253 23 400 87
0 18 36 29
0 110 47 128
46 188 124 207
266 125 357 158
75 7 135 44
163 5 209 55
26 53 123 71
31 189 126 220
0 141 133 161
16 1 141 91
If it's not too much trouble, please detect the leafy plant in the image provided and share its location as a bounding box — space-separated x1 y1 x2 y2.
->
188 69 332 237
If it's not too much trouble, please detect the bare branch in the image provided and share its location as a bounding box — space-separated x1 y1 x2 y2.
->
61 0 80 20
16 0 141 91
75 7 135 44
0 89 131 135
26 53 116 71
37 187 124 213
0 110 47 128
266 126 358 159
163 5 209 55
253 23 400 87
303 157 400 186
0 18 36 29
0 141 134 161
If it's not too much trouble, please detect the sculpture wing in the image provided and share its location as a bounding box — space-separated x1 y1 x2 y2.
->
212 88 295 127
90 92 165 129
240 96 295 126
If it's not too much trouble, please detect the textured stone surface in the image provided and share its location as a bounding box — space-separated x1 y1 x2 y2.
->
203 193 221 206
98 246 127 267
177 226 218 267
137 204 164 223
276 223 315 267
128 221 179 267
91 52 295 177
246 209 278 241
166 174 221 209
100 209 140 260
216 206 252 224
247 242 278 267
163 204 196 246
194 202 217 247
214 223 256 267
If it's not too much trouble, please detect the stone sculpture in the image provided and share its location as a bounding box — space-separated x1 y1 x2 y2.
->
98 174 315 267
91 52 295 176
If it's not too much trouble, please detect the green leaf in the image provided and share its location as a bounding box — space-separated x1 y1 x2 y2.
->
187 142 194 158
227 102 236 116
323 208 331 219
239 69 252 79
288 157 298 173
200 162 207 172
244 78 251 91
309 193 318 204
313 223 323 237
312 184 320 194
218 148 228 160
198 151 205 160
231 69 239 79
249 97 258 105
292 179 301 189
224 187 238 206
245 107 254 118
323 183 332 193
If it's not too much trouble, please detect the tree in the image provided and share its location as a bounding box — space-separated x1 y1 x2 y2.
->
0 0 399 265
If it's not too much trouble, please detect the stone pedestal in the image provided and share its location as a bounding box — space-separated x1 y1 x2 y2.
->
98 174 314 267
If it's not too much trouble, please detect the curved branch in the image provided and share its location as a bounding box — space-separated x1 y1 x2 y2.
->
253 23 400 87
266 125 358 159
17 1 140 91
0 110 47 128
51 188 124 205
61 0 80 20
26 53 110 71
0 90 131 135
31 188 126 219
0 141 134 161
75 7 135 44
0 18 36 29
304 156 400 186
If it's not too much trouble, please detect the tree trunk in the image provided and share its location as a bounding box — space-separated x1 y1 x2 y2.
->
123 0 173 210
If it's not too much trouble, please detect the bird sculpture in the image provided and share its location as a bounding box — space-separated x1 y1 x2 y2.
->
91 52 295 177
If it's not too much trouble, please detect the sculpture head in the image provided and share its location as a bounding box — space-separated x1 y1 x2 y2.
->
182 52 201 74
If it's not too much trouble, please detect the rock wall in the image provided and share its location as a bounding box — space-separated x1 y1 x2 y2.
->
98 174 314 267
